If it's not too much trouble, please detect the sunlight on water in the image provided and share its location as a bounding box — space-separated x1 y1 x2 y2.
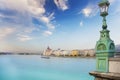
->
0 55 95 80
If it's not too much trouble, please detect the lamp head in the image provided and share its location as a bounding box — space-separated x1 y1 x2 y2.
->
99 0 110 17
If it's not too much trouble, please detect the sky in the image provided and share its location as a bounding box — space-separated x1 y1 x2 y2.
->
0 0 120 53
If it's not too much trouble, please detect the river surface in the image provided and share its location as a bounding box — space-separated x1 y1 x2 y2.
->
0 55 96 80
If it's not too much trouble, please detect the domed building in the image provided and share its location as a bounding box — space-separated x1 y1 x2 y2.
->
43 46 52 56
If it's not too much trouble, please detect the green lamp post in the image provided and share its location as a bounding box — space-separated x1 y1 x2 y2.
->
95 0 115 72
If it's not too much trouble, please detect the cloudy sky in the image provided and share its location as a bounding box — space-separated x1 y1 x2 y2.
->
0 0 120 53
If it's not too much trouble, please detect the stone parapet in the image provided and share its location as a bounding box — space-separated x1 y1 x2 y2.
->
109 58 120 73
89 71 120 80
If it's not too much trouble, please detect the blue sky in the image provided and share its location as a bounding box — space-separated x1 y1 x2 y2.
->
0 0 120 53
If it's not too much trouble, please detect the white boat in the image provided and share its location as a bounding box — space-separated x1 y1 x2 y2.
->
41 56 50 59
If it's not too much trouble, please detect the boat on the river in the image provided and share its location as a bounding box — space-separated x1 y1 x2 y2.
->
41 56 50 59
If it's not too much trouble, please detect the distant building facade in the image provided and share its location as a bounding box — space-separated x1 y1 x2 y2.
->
43 46 52 56
43 47 95 57
70 50 79 56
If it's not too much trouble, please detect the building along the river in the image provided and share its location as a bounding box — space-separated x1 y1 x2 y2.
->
43 47 95 57
43 46 52 56
69 50 79 56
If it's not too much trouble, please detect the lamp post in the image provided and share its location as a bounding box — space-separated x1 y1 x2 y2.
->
95 0 115 72
89 1 118 80
99 0 110 30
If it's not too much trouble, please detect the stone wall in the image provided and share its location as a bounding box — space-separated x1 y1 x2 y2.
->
109 58 120 73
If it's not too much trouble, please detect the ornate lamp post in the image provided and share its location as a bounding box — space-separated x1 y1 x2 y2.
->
89 1 120 80
95 0 115 72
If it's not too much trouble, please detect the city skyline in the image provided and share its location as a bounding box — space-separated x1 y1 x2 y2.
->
0 0 120 53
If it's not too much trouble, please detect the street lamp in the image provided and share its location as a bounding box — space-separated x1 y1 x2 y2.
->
94 0 115 72
98 0 110 30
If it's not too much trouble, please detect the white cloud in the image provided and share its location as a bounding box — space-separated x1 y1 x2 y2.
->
39 12 55 29
27 0 56 30
0 27 15 39
0 0 46 15
16 26 40 42
24 26 40 33
0 0 56 38
80 21 83 27
0 23 40 41
40 16 50 24
47 23 55 29
17 34 32 42
43 31 52 36
54 0 69 11
82 8 92 17
28 0 46 15
81 4 98 17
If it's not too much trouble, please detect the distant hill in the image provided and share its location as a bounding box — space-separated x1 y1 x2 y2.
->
0 52 13 55
116 44 120 52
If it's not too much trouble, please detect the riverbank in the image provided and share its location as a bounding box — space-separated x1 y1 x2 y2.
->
0 54 96 59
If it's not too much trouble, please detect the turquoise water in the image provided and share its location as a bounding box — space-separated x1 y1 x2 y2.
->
0 55 95 80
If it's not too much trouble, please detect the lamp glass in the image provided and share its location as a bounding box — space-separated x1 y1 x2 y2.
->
100 4 109 14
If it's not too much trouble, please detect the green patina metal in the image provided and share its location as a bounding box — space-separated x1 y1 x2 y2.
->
95 0 115 72
95 29 115 72
102 16 107 29
99 0 110 7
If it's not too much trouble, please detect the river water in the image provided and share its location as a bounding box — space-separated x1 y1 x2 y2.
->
0 55 95 80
